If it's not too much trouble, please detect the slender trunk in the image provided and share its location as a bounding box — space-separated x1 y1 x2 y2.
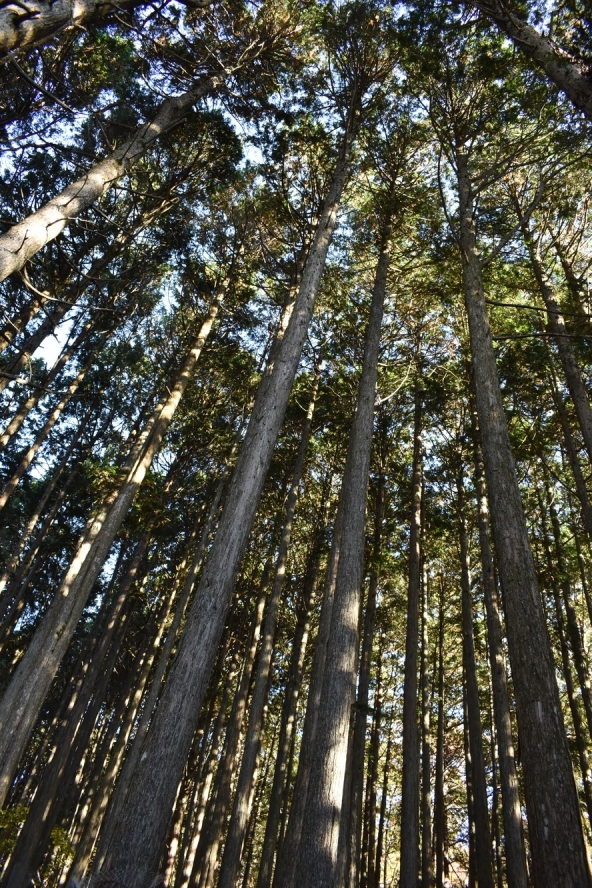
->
255 525 324 888
539 499 592 830
272 494 344 888
434 580 447 888
421 567 433 888
463 683 477 888
458 473 494 888
97 482 226 829
173 682 239 888
456 149 590 887
1 549 141 888
374 713 391 888
365 650 381 888
571 505 592 628
294 225 389 888
544 477 592 737
191 572 270 888
0 313 98 449
488 686 503 888
0 297 222 805
547 356 592 542
399 376 423 888
0 344 101 512
218 373 320 888
470 415 528 888
346 471 385 888
100 123 356 888
0 416 85 601
518 211 592 464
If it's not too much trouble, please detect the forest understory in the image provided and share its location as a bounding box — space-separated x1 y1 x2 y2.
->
1 1 592 887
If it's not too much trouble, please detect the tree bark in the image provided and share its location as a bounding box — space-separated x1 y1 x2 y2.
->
98 122 356 888
399 376 423 888
191 572 270 888
292 225 389 888
456 148 591 888
255 533 323 888
434 579 448 888
218 370 320 888
346 470 385 888
519 212 592 464
470 416 528 888
0 297 222 806
457 472 494 888
0 75 219 281
466 0 592 120
272 491 344 888
420 567 433 888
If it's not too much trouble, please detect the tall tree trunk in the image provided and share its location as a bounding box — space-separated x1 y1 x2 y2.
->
421 567 433 888
0 296 223 806
547 355 592 542
434 580 447 888
470 415 528 888
172 632 245 888
544 476 592 738
1 548 142 888
345 469 385 888
255 515 326 888
538 497 592 830
399 376 423 888
272 491 344 888
217 370 319 888
457 472 494 888
191 571 270 888
374 709 391 888
98 119 357 888
518 210 592 464
290 224 389 888
456 149 591 887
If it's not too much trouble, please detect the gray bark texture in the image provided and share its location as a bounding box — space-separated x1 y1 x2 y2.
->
471 421 528 888
457 474 494 888
272 492 344 888
399 378 423 888
95 133 353 888
255 534 322 888
468 0 592 120
456 149 591 888
217 371 319 888
0 301 220 806
294 229 388 888
346 472 384 888
0 75 218 282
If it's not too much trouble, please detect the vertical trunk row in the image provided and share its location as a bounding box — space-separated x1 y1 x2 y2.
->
217 368 320 888
420 567 433 888
399 376 423 888
457 472 494 888
101 120 357 888
345 467 385 888
292 223 390 888
456 149 590 887
470 411 528 888
0 293 225 806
